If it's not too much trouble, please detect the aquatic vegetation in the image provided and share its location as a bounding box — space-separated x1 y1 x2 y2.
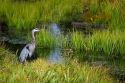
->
0 0 125 32
0 0 125 82
0 0 82 32
36 29 69 49
82 0 125 30
60 30 125 56
0 46 117 83
35 29 125 56
70 31 86 50
36 29 56 48
0 0 40 31
0 0 125 34
107 0 125 30
87 30 125 56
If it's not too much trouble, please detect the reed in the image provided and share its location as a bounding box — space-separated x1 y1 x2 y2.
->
0 0 125 32
0 45 117 83
87 30 125 55
35 29 125 56
36 29 56 48
36 29 69 49
100 0 125 30
0 0 82 31
0 0 40 30
70 31 86 50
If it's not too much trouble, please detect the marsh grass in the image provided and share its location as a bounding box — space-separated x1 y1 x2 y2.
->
36 29 56 48
0 45 117 83
83 0 125 30
63 30 125 56
87 30 125 56
35 29 125 56
0 0 125 32
0 0 40 30
70 31 86 50
36 29 69 49
102 0 125 30
0 0 82 31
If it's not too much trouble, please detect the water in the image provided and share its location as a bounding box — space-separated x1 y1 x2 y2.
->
46 23 64 64
1 23 125 82
49 23 61 36
48 48 64 64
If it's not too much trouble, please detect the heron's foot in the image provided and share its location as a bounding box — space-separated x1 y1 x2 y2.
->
19 59 26 64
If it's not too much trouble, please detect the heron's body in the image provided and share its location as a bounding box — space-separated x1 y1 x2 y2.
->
19 28 40 63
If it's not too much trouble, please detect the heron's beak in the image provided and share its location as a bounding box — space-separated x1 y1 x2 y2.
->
36 28 40 32
38 29 40 32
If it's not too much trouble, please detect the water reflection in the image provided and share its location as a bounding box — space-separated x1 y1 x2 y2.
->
47 48 64 64
49 23 61 36
45 23 64 64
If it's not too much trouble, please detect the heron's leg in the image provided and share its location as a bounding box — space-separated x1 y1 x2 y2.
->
29 53 32 57
22 57 27 64
24 59 26 63
20 60 25 64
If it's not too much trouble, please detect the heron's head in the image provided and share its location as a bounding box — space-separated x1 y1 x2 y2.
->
32 28 40 33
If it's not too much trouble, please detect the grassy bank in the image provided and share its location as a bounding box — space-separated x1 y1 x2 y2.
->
0 0 82 31
36 29 56 48
0 45 117 83
71 30 125 56
87 30 125 55
82 0 125 30
0 0 125 32
35 29 125 56
36 29 70 49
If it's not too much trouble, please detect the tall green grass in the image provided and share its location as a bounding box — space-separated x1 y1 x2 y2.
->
0 0 82 31
102 0 125 30
82 0 125 29
70 31 86 50
35 29 125 56
87 30 125 55
70 30 125 56
36 29 56 48
36 29 69 49
0 0 40 30
0 45 117 83
0 0 125 31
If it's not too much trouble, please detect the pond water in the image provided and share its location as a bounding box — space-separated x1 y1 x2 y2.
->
1 23 125 82
47 48 64 64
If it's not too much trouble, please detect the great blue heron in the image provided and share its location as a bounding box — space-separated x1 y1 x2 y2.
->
19 28 40 63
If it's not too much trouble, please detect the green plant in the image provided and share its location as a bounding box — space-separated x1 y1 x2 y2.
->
87 30 125 55
36 29 56 48
70 31 86 50
0 45 117 83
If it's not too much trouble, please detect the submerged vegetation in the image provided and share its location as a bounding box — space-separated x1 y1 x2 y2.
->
0 46 117 83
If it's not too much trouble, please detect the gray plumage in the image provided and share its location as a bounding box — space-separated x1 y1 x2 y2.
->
19 28 40 63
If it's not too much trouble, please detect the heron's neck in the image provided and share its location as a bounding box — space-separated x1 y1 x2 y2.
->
32 31 35 43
